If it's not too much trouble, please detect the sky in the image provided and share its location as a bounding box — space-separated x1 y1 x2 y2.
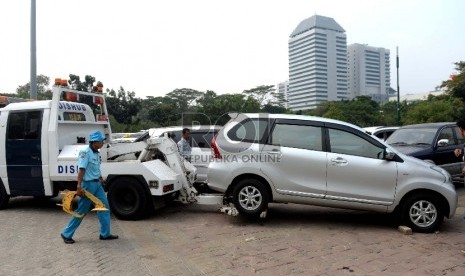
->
1 0 464 99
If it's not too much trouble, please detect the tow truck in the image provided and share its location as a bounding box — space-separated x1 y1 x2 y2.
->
0 79 232 219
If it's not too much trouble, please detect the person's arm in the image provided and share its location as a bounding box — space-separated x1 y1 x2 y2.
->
177 140 185 157
76 149 89 196
76 168 85 196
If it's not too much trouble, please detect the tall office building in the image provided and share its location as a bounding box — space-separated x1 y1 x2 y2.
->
277 81 289 108
347 43 390 103
288 15 348 111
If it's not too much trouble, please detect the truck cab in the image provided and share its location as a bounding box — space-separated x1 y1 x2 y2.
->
0 79 199 219
0 82 111 198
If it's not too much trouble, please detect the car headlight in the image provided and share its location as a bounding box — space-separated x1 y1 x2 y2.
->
430 165 451 183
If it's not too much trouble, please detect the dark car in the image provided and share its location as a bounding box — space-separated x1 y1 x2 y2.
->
386 122 465 184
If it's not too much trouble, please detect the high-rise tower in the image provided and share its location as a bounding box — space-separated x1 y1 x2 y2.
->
347 43 391 103
288 15 348 111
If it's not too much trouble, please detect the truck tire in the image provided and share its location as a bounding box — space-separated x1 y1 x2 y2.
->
107 177 148 220
400 193 444 233
0 184 9 210
232 179 269 217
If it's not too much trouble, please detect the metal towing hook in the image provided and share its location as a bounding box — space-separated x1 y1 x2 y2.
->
57 190 108 218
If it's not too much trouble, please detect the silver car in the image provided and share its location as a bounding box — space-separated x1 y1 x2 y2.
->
208 113 457 233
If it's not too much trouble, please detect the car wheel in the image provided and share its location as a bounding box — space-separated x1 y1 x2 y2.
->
401 193 444 233
0 184 9 210
232 179 269 217
107 177 148 220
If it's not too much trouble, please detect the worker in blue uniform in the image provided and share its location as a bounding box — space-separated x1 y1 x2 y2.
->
60 130 118 244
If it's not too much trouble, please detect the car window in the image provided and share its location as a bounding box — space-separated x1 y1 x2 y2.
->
191 131 217 148
7 111 42 140
161 130 181 143
227 119 270 143
374 129 396 140
386 128 436 145
437 127 457 145
270 124 322 151
454 127 465 145
329 128 384 159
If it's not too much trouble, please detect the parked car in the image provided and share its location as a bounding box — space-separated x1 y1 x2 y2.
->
364 126 399 141
386 122 465 184
208 113 457 232
136 125 221 184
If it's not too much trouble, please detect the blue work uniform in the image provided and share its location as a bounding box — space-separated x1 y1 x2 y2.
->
61 146 111 239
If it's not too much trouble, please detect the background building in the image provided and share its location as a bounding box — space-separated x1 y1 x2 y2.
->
389 89 445 104
277 81 289 108
347 43 390 103
287 15 348 111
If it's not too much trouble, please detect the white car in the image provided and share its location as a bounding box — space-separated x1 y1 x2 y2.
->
136 125 221 184
363 126 400 141
364 126 399 141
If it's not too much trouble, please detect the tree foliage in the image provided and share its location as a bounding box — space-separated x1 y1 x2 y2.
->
305 96 382 127
16 74 53 100
105 86 141 128
166 88 204 112
197 93 261 125
441 61 465 101
243 85 285 107
10 62 465 133
136 96 179 127
403 94 464 124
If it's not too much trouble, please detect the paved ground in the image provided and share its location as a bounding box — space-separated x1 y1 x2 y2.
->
1 187 464 276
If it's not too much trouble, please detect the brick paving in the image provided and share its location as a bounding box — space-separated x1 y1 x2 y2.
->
0 187 464 275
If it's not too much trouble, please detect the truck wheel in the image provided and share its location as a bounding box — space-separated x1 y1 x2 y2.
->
400 193 444 233
232 179 269 217
107 177 148 220
0 184 9 210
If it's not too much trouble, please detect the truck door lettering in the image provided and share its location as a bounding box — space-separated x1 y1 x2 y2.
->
58 165 78 174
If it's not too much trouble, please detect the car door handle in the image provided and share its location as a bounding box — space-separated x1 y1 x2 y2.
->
331 157 348 165
267 151 280 154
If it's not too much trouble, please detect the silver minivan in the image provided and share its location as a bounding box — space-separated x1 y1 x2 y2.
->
208 113 458 232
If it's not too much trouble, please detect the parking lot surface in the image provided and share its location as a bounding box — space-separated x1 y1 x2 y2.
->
1 187 464 276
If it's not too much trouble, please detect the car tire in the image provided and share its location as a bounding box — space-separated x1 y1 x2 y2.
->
232 179 269 217
107 177 148 220
400 193 444 233
0 184 9 210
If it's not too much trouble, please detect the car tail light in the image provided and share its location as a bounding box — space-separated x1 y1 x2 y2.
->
163 184 174 193
211 135 222 159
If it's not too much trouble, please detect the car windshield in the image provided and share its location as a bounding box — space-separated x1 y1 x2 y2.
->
386 128 436 146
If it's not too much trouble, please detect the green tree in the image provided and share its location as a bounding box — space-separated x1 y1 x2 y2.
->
136 96 180 127
317 96 381 127
16 74 53 100
403 94 464 124
68 74 100 92
197 93 260 125
105 86 142 128
261 104 288 114
166 88 204 112
441 61 465 101
243 85 285 107
379 100 409 126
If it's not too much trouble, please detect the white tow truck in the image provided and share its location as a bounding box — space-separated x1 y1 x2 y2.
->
0 79 229 219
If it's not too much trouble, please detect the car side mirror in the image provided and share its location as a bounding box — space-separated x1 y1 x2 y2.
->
384 148 396 160
437 139 449 147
